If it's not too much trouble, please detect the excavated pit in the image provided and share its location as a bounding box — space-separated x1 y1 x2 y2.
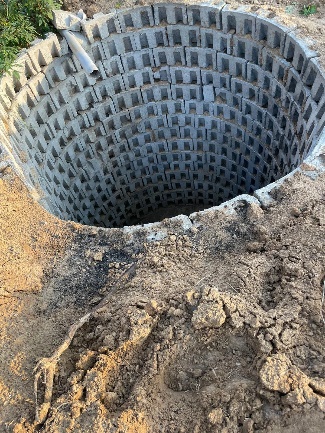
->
1 4 325 227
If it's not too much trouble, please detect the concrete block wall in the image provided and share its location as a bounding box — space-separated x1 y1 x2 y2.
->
0 3 324 227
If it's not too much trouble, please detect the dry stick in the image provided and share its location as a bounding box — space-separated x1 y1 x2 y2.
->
33 262 136 425
321 281 325 325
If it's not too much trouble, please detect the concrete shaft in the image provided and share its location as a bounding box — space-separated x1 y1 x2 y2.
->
0 3 325 227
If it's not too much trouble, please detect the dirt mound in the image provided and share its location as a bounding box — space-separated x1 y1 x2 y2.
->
8 170 325 433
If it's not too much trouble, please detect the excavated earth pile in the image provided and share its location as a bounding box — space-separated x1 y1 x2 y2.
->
8 172 325 433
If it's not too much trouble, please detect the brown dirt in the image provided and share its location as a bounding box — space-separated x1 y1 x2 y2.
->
0 2 325 433
0 167 73 430
2 169 325 433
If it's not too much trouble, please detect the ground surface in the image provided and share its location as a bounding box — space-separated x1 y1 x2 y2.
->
0 1 325 432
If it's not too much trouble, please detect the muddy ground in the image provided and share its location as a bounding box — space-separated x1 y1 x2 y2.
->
0 1 325 432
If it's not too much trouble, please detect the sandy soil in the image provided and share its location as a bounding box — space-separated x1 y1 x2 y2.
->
5 170 325 433
0 1 324 433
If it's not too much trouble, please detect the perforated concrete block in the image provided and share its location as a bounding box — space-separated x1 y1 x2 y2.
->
255 16 288 50
221 6 256 36
154 100 184 116
171 84 203 101
130 103 158 121
170 67 198 85
286 68 311 108
302 57 325 101
153 66 171 83
0 86 13 113
247 63 273 92
122 50 154 72
185 47 217 69
43 57 78 87
260 48 290 82
153 3 188 25
200 28 232 53
187 3 224 29
82 12 121 43
90 41 107 64
27 34 61 70
10 86 39 120
315 99 325 134
217 53 247 79
153 47 186 66
134 28 168 50
27 73 51 101
117 6 154 31
232 36 262 65
231 78 259 102
283 33 318 76
167 25 200 48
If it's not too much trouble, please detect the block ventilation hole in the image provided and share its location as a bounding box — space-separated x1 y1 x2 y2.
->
3 4 325 228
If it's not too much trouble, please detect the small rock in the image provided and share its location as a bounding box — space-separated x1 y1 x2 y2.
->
254 225 269 242
282 260 302 277
247 241 262 252
172 308 183 317
246 203 264 220
192 300 226 329
229 311 245 329
144 300 158 316
317 397 325 412
52 10 81 31
290 207 301 217
246 316 260 328
102 334 115 349
90 296 102 305
300 162 316 171
93 251 103 261
243 418 254 433
102 391 118 407
208 408 223 425
185 290 197 306
264 333 273 341
192 368 203 378
259 354 292 393
282 388 306 406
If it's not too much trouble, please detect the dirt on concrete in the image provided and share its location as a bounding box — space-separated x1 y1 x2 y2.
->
0 1 325 433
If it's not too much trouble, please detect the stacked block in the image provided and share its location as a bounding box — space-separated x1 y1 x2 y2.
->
0 4 324 227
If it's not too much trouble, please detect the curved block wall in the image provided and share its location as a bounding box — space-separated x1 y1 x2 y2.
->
0 3 325 227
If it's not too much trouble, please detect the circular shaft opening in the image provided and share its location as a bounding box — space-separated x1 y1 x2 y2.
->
3 4 325 227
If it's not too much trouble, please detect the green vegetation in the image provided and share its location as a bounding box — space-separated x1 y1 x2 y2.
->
300 4 317 17
0 0 62 76
285 3 298 15
285 2 318 17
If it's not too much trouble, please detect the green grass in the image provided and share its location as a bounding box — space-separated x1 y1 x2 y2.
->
300 4 318 17
0 0 62 76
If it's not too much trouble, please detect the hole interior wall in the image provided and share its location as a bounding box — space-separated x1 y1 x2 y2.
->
5 4 325 228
